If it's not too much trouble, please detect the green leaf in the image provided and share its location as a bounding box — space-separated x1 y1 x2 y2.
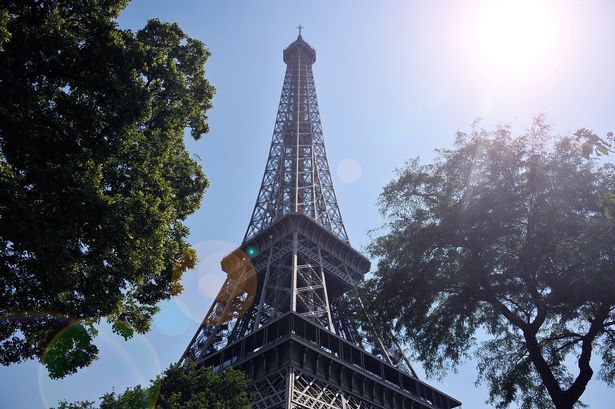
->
111 321 135 340
582 142 593 158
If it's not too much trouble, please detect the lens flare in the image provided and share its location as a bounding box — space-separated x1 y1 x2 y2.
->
153 299 192 337
337 158 362 183
246 246 257 258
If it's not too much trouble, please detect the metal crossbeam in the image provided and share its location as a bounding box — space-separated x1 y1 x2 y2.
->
292 370 380 409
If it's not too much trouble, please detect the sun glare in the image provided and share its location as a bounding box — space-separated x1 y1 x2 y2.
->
466 0 561 80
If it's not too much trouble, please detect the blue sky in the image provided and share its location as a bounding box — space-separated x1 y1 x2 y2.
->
2 1 615 408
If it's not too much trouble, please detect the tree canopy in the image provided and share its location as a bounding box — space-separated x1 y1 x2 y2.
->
55 359 251 409
365 116 615 409
0 0 214 377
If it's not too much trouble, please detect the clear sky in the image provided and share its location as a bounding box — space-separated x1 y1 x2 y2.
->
2 1 614 408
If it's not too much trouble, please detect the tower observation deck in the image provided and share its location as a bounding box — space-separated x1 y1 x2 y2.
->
182 32 461 409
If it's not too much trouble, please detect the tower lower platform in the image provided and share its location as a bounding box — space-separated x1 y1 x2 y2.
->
196 312 460 409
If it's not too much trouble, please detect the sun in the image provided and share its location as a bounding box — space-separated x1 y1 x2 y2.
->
466 0 560 80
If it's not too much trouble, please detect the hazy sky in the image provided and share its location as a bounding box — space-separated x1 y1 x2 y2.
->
2 1 614 408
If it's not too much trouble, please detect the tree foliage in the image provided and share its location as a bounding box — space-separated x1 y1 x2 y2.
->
0 0 214 377
575 128 613 159
55 359 251 409
366 116 615 409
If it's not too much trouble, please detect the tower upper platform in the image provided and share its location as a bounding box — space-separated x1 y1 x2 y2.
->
283 34 316 65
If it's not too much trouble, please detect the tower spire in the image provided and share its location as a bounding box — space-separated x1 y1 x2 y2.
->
243 35 348 243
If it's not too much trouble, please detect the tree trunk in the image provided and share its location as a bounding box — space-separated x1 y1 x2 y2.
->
523 304 609 409
552 395 576 409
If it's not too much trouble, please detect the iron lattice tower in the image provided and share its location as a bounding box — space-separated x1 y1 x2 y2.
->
183 32 461 409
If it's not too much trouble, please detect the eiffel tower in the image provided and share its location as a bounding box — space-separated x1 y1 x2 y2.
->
183 30 461 409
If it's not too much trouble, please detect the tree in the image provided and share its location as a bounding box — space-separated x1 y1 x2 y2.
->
55 359 252 409
0 1 214 377
365 116 615 409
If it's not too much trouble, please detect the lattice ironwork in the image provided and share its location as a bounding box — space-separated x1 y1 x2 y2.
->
248 368 383 409
292 370 380 409
244 34 348 243
184 228 363 361
184 34 415 373
182 33 461 409
295 262 332 329
250 370 289 409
